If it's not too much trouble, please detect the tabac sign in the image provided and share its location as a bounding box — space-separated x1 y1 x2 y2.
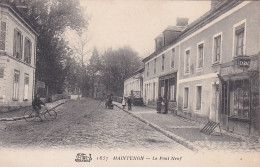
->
236 56 251 69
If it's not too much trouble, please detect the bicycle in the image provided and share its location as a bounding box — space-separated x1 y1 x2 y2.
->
23 106 57 122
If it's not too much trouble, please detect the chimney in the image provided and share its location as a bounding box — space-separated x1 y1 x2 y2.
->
176 17 189 27
211 0 221 10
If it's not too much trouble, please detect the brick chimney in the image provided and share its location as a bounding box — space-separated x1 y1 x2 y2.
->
176 17 189 27
211 0 221 10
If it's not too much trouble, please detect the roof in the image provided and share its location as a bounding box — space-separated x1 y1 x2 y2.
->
142 0 242 63
124 67 144 81
0 2 39 36
163 26 186 32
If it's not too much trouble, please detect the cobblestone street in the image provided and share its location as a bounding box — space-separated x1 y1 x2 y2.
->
0 99 189 151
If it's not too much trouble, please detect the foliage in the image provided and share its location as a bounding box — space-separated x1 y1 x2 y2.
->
5 0 88 94
87 46 142 97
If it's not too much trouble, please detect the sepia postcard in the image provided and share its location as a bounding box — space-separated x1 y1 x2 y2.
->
0 0 260 166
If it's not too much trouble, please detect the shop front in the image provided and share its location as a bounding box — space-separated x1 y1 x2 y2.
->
218 55 260 136
158 72 177 113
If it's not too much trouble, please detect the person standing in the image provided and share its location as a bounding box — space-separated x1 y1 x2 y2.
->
127 96 133 111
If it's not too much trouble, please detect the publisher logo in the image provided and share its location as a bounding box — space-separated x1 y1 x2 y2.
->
75 153 92 162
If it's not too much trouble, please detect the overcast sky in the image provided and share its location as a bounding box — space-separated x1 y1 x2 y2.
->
75 0 211 59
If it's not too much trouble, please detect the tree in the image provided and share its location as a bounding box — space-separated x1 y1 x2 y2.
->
6 0 88 94
86 47 102 97
100 46 142 96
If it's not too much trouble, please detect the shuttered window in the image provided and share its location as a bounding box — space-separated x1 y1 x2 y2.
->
13 29 23 59
24 37 32 64
0 21 6 51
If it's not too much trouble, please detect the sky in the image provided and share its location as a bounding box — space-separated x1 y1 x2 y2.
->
73 0 211 59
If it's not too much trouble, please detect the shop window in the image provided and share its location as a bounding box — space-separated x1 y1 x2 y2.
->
13 70 20 100
197 43 204 69
13 29 23 59
184 49 190 74
24 37 32 64
230 79 249 119
213 34 221 63
24 74 29 100
171 48 175 68
0 21 6 51
184 87 189 109
196 86 202 111
169 78 175 101
234 22 245 57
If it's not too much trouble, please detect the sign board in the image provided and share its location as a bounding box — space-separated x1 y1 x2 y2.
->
236 56 250 69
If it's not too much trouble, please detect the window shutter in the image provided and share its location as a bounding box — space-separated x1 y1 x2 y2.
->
13 29 17 57
21 34 23 59
29 40 32 64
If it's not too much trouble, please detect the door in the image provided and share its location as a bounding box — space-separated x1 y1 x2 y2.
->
210 83 219 122
220 81 229 129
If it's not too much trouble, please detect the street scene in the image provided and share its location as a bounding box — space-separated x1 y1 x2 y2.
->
1 0 260 166
0 99 188 151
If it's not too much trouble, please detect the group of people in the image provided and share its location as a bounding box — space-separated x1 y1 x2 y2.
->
104 93 133 111
121 96 133 110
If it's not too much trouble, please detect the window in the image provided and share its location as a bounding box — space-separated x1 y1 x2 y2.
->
24 74 29 100
154 58 156 74
147 63 149 77
0 21 6 51
169 78 175 101
234 22 245 57
0 68 4 78
184 87 189 109
13 29 23 59
213 34 221 63
184 49 190 74
162 54 165 71
230 79 249 119
196 86 202 111
171 48 175 68
24 37 32 64
197 43 204 69
13 70 20 100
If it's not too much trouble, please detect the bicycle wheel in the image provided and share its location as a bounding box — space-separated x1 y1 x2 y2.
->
23 110 36 122
44 109 57 121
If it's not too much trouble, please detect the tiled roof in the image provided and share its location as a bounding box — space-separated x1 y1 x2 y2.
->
143 0 241 63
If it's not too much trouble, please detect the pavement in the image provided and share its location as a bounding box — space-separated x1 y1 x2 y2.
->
0 99 69 121
113 102 260 152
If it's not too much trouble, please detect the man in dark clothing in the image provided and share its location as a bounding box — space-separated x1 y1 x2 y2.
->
127 96 133 111
32 94 45 118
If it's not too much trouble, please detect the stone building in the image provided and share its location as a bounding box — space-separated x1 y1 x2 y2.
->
142 1 260 137
0 3 38 111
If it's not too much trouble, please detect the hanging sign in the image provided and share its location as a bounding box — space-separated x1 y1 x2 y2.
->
237 57 250 69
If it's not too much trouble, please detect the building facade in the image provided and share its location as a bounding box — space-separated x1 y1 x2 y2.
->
143 21 187 110
124 67 144 98
0 3 38 111
142 1 260 137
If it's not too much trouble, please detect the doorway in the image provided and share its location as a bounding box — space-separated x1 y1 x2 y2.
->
210 83 219 122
